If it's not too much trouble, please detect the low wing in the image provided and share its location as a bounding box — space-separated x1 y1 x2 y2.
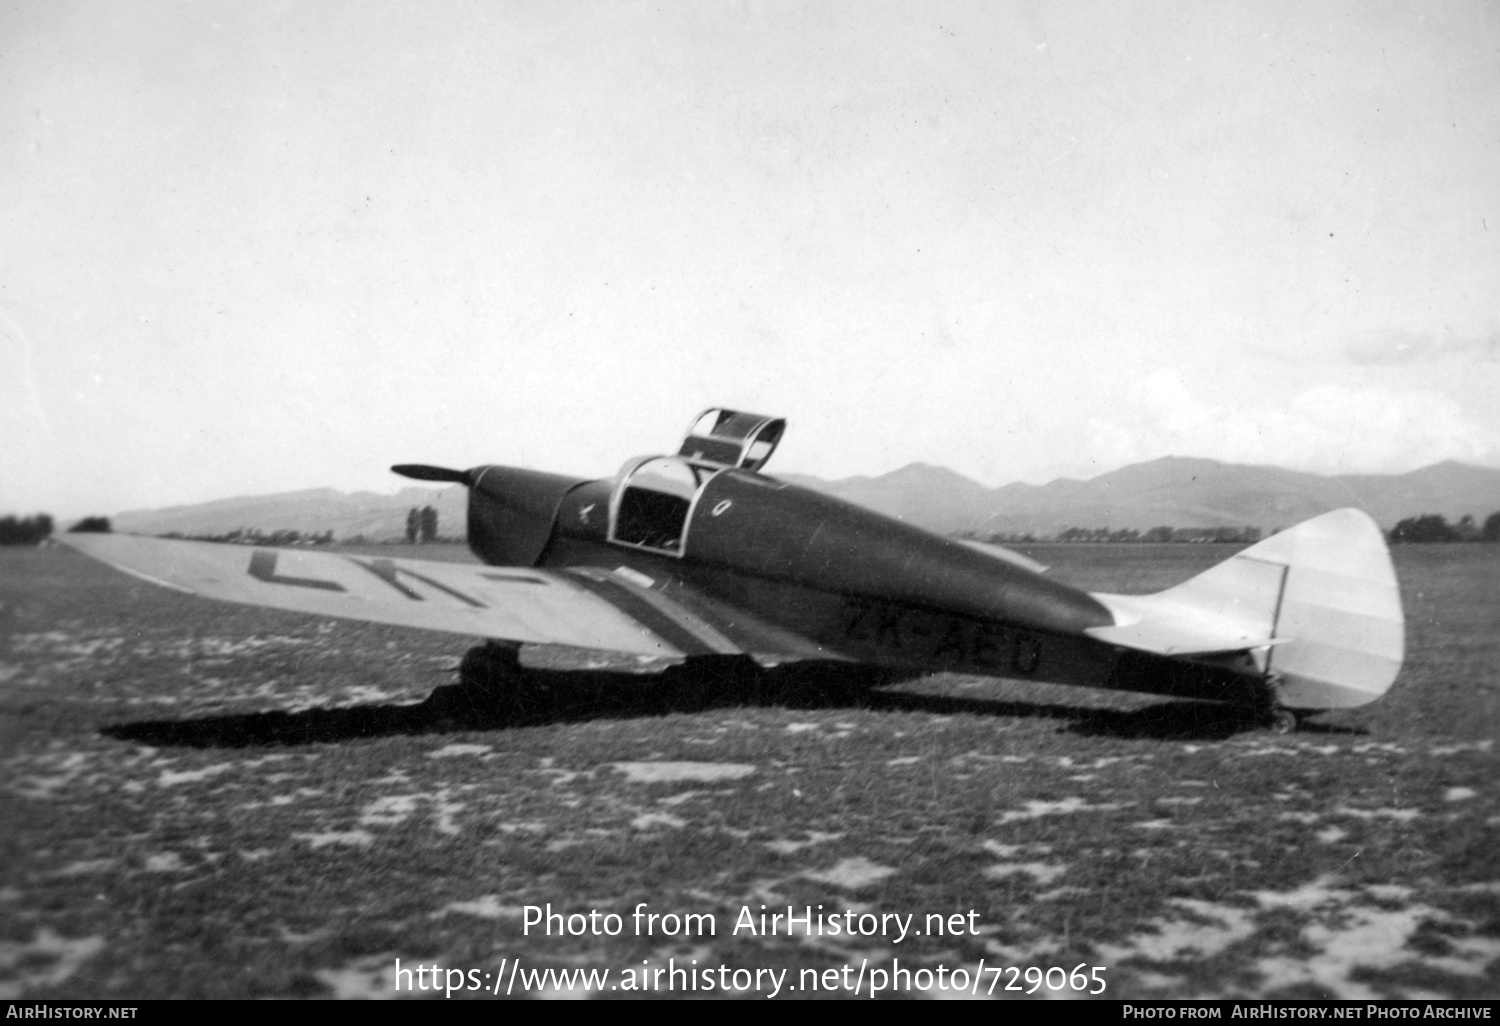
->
57 534 832 664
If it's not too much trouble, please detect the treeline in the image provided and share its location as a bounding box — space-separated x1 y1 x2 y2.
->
0 514 54 545
0 514 115 545
968 525 1265 545
156 508 443 546
1059 525 1264 544
155 518 462 546
970 513 1500 546
406 506 439 543
160 528 335 546
1388 513 1500 544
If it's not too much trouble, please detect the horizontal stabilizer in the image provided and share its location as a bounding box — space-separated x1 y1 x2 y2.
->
956 538 1049 575
1086 620 1289 657
1089 547 1289 657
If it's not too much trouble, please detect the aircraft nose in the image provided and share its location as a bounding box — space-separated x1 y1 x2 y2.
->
466 464 594 566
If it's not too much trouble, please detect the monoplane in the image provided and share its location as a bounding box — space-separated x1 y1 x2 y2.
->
61 408 1405 732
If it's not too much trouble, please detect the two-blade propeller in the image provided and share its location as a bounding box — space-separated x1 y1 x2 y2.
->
391 464 473 486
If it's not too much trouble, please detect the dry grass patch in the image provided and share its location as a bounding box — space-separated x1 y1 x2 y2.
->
0 544 1495 998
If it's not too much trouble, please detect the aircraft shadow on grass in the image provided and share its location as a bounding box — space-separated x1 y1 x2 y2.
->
100 647 1367 751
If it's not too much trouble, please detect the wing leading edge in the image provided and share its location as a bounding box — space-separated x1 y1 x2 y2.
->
56 534 827 664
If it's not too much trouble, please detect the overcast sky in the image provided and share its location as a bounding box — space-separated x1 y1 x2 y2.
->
3 0 1497 518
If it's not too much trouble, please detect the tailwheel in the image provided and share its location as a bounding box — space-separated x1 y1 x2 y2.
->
1259 671 1302 735
1266 708 1300 735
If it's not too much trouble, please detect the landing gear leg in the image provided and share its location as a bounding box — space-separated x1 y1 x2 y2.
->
1257 671 1301 734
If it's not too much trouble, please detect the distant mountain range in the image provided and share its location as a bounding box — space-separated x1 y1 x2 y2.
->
781 458 1500 537
110 457 1500 541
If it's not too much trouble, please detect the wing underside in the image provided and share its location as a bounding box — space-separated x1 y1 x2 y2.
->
57 534 831 665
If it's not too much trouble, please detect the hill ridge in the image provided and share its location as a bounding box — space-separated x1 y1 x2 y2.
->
107 459 1500 540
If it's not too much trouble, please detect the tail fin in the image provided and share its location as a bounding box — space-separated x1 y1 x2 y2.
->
1088 509 1404 710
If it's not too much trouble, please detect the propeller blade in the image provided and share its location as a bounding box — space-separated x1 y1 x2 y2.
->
391 464 472 485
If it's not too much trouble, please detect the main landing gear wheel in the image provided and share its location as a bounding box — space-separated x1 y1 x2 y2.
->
426 642 527 721
458 642 534 715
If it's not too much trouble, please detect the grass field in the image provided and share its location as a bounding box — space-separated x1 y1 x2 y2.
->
1 542 1495 999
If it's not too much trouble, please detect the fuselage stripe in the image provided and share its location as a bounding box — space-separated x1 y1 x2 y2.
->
612 577 744 655
559 570 727 658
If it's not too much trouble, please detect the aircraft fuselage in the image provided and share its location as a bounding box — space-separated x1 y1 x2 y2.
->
464 459 1269 706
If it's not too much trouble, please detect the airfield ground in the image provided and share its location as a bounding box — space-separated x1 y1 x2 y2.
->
0 542 1495 999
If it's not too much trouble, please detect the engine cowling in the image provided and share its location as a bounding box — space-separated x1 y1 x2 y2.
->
467 465 590 566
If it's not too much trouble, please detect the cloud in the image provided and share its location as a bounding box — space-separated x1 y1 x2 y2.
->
1345 327 1500 366
1087 369 1499 474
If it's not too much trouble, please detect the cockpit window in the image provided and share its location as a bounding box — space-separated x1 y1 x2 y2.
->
677 408 786 472
610 457 716 554
627 458 698 498
689 410 724 437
